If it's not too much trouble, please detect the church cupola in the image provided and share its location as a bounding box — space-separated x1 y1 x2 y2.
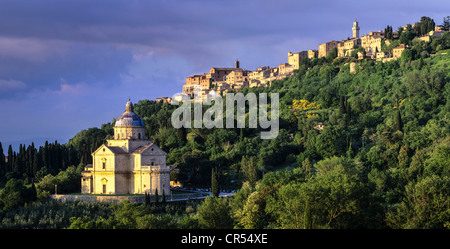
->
125 99 134 112
113 99 146 140
115 99 144 127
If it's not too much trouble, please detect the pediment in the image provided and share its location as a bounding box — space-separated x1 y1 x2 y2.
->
92 144 126 156
92 144 112 156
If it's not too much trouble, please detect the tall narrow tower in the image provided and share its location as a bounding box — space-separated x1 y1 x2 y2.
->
352 20 360 38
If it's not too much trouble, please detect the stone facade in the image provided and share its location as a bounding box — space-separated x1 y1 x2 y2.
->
225 68 250 86
81 100 170 195
308 49 318 59
288 51 308 69
376 51 390 61
318 40 339 58
182 60 248 97
249 66 270 82
185 73 212 93
278 63 294 75
209 62 241 82
392 44 407 59
361 32 385 53
338 38 361 57
51 193 205 204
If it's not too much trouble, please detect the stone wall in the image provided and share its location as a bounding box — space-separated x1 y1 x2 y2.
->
51 194 143 204
50 193 206 204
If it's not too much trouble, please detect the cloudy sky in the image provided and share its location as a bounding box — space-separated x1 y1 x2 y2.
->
0 0 448 146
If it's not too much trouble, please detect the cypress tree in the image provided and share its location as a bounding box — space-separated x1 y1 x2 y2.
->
339 96 345 114
302 158 312 179
346 142 354 158
0 142 4 180
29 182 37 202
0 142 4 167
42 141 49 168
26 145 33 177
32 150 39 177
13 151 19 174
211 167 219 197
394 110 403 132
144 192 150 205
161 189 166 203
154 188 159 203
345 97 351 116
176 127 187 145
17 144 24 175
7 145 13 173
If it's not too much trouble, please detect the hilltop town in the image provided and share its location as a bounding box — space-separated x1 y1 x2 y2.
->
153 17 449 103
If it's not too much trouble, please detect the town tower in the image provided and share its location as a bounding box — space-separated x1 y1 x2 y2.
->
353 20 360 38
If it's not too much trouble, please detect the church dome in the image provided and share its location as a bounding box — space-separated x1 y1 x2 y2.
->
115 100 145 127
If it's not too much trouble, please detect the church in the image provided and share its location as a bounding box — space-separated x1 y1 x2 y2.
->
81 100 170 195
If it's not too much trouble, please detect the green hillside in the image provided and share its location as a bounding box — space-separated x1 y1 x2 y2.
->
1 26 449 229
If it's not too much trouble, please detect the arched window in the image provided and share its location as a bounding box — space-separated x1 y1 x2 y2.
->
102 158 107 169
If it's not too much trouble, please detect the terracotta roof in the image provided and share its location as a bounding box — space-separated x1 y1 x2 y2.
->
211 67 240 71
108 146 128 154
132 144 154 154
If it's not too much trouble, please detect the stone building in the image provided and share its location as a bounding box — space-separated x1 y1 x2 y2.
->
225 68 251 86
308 49 318 59
278 63 294 75
81 100 170 195
392 44 407 59
184 73 212 96
416 30 446 42
338 38 361 57
375 51 390 61
249 66 270 81
186 74 211 88
361 31 385 53
318 40 339 58
155 97 172 104
182 60 247 96
209 60 242 82
288 51 308 69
